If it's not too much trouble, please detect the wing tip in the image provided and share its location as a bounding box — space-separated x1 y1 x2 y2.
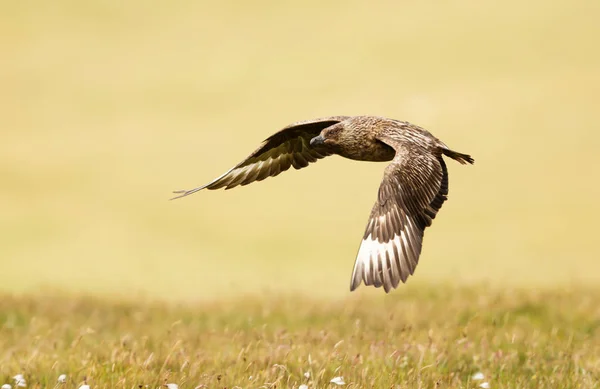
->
170 190 187 201
350 260 364 292
349 255 396 294
170 187 205 200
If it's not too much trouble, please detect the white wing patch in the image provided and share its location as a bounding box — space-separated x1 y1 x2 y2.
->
352 233 411 293
351 209 422 293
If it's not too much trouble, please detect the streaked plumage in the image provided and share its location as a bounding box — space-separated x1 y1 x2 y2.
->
173 116 474 293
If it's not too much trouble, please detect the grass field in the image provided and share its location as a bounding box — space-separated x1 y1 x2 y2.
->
1 0 600 387
2 287 599 388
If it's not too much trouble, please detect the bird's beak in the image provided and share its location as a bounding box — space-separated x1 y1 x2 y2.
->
310 134 325 147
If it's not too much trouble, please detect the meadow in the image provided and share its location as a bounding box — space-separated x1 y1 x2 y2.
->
2 287 599 388
1 0 600 387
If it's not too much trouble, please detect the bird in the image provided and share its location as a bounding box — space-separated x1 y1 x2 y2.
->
173 116 474 293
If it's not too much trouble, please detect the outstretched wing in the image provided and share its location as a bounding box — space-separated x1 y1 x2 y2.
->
172 116 349 199
350 137 448 292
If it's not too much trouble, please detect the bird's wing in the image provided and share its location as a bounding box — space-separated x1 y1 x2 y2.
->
350 137 448 292
172 116 349 198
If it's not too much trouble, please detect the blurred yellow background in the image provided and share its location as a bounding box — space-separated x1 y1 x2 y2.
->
1 0 599 301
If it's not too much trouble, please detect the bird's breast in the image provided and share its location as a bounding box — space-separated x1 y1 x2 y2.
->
336 139 396 162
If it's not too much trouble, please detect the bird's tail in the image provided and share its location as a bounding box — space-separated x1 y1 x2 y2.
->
441 148 474 165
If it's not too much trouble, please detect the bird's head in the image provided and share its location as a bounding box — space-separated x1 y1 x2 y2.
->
309 125 344 148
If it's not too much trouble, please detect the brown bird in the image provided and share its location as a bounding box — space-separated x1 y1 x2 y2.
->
173 116 474 293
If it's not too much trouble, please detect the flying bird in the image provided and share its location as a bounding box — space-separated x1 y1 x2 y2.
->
173 116 474 293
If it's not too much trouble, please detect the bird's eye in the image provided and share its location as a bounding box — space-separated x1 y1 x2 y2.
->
326 128 340 137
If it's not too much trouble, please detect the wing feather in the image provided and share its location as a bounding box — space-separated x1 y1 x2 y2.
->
350 138 448 293
172 116 349 199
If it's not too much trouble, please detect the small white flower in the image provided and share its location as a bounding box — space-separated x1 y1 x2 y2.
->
58 375 67 383
304 371 310 378
472 372 485 380
299 385 308 389
165 384 178 389
12 376 25 388
330 376 345 385
79 385 90 389
2 384 12 389
479 383 490 389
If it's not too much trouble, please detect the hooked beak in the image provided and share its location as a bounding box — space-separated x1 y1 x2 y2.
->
309 134 325 147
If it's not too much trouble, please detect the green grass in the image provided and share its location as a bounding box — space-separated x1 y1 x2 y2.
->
2 287 599 388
